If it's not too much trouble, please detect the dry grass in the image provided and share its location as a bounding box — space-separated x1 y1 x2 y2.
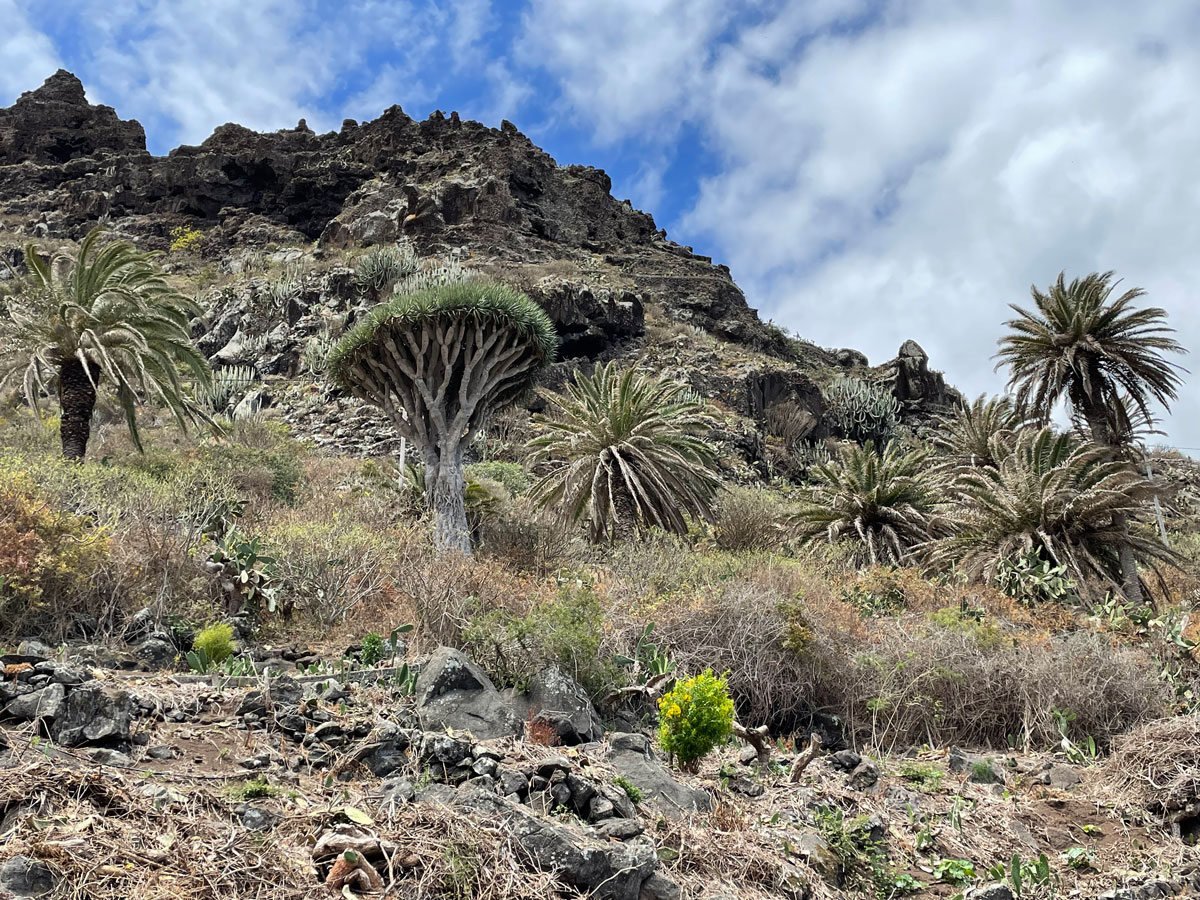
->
1105 714 1200 818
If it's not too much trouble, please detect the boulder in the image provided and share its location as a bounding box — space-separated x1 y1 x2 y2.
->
236 676 304 717
3 682 65 722
522 666 604 745
451 785 664 900
414 648 520 740
0 855 56 897
51 682 137 746
606 733 710 818
949 747 1004 784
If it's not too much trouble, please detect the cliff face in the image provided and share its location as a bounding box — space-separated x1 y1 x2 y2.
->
0 70 960 461
0 71 788 354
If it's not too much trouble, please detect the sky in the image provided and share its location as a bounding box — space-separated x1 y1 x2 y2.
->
4 0 1199 449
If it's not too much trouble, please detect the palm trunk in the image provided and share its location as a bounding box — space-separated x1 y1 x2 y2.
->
58 358 99 461
1083 403 1145 606
427 445 471 554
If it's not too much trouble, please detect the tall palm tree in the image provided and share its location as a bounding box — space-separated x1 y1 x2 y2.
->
928 427 1175 595
0 229 210 460
995 271 1185 603
528 362 721 542
793 440 942 566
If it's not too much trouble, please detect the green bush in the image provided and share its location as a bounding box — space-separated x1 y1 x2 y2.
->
360 632 385 666
462 583 618 695
194 623 235 664
656 669 735 771
465 461 530 496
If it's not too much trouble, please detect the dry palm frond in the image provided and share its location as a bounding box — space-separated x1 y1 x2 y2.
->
932 393 1029 469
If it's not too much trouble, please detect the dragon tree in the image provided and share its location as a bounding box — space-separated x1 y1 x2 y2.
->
328 280 556 553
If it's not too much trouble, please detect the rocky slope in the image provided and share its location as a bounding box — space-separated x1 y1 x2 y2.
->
0 70 959 467
3 639 1197 900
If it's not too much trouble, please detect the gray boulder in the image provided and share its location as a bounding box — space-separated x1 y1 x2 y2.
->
606 733 710 818
51 682 137 746
3 683 65 722
415 648 520 740
452 785 663 899
0 855 55 896
522 666 604 745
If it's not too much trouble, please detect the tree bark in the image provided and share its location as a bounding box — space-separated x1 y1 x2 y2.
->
58 358 99 461
428 445 471 554
1083 403 1145 606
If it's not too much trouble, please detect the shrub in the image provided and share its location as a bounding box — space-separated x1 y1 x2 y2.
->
478 498 581 576
462 582 618 695
465 461 531 496
825 376 900 445
169 225 204 253
265 519 395 624
193 623 235 664
657 669 735 772
360 632 385 666
612 776 643 804
0 472 110 634
714 486 787 552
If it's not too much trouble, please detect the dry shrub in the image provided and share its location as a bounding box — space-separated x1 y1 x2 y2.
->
478 498 583 576
714 486 788 552
843 621 1168 750
1104 714 1200 817
393 547 554 650
607 539 862 729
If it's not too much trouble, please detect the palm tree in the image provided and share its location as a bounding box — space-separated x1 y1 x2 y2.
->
528 362 721 542
995 271 1186 603
793 440 941 566
928 427 1174 595
0 229 211 460
933 394 1029 470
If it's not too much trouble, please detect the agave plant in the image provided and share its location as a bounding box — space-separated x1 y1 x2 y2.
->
928 427 1176 596
0 229 211 459
793 440 941 566
528 362 721 542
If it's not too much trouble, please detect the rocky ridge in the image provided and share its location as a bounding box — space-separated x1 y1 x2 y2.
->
0 71 960 465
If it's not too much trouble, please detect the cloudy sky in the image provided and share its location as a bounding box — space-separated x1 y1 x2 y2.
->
4 0 1198 447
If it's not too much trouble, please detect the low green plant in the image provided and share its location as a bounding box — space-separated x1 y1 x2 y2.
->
892 873 923 894
225 776 279 800
656 669 735 772
360 632 385 666
932 858 975 885
1061 846 1094 870
193 623 235 665
996 547 1077 606
898 761 943 792
208 530 278 617
612 622 676 685
465 461 530 496
613 776 643 804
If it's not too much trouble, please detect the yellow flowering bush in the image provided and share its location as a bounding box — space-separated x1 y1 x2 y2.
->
656 669 735 772
169 225 204 253
0 473 110 626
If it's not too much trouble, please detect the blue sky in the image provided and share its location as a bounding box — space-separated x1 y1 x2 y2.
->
5 0 1200 448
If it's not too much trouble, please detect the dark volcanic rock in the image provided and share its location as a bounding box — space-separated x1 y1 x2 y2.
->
0 70 146 165
414 647 520 740
0 70 785 354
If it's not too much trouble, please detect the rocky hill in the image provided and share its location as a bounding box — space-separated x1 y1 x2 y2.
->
0 70 958 468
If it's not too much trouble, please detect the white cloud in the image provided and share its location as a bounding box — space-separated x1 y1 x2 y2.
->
0 0 61 103
522 0 1200 447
